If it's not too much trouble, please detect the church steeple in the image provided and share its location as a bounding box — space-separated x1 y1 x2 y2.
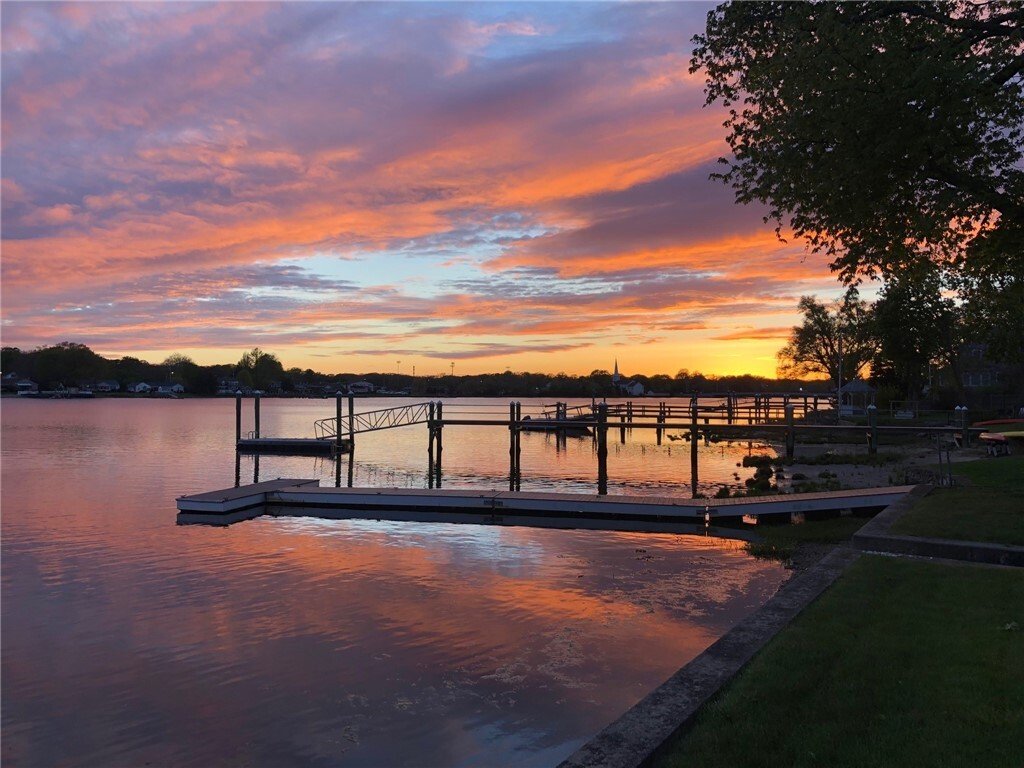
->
612 358 621 384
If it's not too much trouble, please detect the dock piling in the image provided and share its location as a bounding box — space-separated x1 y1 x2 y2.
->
868 404 878 455
335 392 343 453
235 391 242 444
785 404 795 460
254 392 261 439
597 401 608 495
690 400 699 496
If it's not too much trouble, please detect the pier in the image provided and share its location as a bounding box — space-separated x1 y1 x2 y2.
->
178 480 916 529
226 395 980 495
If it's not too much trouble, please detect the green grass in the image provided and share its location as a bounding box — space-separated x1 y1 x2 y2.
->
745 516 868 561
657 556 1024 768
892 456 1024 546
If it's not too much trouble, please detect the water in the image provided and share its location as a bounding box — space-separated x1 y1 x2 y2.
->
2 398 787 767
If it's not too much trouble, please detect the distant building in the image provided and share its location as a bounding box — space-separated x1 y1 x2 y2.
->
610 360 645 396
127 382 151 393
348 381 375 395
839 379 876 416
96 380 120 392
156 383 185 395
959 343 1006 389
16 379 38 394
621 379 646 397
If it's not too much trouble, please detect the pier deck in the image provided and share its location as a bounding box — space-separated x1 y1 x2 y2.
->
177 482 915 528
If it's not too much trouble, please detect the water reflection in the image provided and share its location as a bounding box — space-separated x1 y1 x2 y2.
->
2 399 786 767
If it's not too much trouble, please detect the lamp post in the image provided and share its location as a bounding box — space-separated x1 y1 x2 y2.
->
396 360 401 375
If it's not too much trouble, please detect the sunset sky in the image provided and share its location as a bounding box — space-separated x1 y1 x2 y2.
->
1 2 853 376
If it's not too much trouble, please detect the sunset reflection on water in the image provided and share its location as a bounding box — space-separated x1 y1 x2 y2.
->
2 399 786 766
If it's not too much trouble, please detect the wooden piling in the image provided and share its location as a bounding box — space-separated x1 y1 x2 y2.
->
785 404 795 460
254 392 261 439
515 401 522 491
335 392 343 453
348 394 355 445
509 401 516 490
435 401 443 486
690 400 699 496
597 401 608 495
868 404 878 455
235 391 242 443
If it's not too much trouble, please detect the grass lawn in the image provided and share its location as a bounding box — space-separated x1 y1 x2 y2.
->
657 556 1024 768
891 456 1024 546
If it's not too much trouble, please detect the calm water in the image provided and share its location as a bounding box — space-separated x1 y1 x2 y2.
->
2 398 787 767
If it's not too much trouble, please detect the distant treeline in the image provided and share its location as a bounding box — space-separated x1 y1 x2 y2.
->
1 342 830 398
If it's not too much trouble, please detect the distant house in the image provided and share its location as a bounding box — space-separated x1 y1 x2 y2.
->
348 381 375 395
16 379 38 394
127 382 151 394
96 380 120 393
621 379 646 397
156 383 185 395
959 342 1006 389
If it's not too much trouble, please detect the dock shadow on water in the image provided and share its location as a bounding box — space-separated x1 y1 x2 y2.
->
2 398 787 767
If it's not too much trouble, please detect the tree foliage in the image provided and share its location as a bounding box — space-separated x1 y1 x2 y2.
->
777 289 877 385
872 267 963 397
691 1 1024 281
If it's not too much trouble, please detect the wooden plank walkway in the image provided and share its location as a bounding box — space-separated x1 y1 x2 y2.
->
177 482 915 527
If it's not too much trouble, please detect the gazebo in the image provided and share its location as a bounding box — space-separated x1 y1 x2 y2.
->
839 379 876 416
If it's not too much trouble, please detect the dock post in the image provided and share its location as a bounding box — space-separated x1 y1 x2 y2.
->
348 394 355 446
619 411 626 444
335 392 343 453
515 401 522 491
656 402 664 446
235 390 242 444
690 399 699 496
509 401 516 490
254 391 261 439
435 401 443 486
961 406 970 448
785 404 795 460
727 392 734 425
427 401 435 488
867 404 878 455
347 450 354 488
597 401 608 495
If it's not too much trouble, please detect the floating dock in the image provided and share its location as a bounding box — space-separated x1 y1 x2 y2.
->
236 437 350 455
177 481 916 528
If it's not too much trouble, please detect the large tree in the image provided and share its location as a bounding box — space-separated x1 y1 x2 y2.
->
691 2 1024 282
872 267 964 398
777 289 876 386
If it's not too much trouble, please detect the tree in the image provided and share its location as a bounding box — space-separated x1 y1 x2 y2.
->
777 289 876 386
872 267 964 398
691 2 1024 282
236 347 284 391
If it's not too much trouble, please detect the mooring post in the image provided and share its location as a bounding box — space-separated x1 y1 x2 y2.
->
348 393 355 445
435 400 443 486
619 411 626 444
254 391 261 439
347 450 355 488
690 399 699 496
656 401 664 446
785 404 795 460
253 453 260 484
335 391 343 453
961 405 970 448
867 404 878 455
509 401 516 489
335 451 341 488
597 401 608 495
515 401 522 490
627 400 633 424
427 401 435 488
235 390 242 444
727 392 734 425
234 450 241 488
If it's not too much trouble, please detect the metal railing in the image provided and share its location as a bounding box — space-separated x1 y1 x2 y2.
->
314 401 434 439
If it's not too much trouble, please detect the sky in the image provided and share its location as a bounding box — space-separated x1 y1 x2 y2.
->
1 1 849 377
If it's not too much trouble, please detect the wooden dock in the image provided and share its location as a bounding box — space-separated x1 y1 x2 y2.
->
177 481 916 528
236 437 350 455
